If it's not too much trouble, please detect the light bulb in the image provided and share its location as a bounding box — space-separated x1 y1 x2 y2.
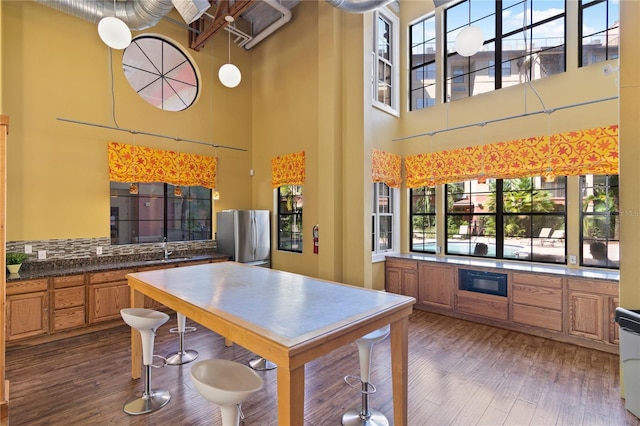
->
129 183 138 195
98 17 132 50
218 63 242 88
455 26 484 57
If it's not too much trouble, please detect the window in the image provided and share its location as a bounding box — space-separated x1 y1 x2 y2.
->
372 183 395 254
109 182 211 245
580 174 619 268
410 186 437 253
278 185 303 253
373 8 400 115
443 177 566 264
579 0 619 67
444 0 565 102
410 13 436 111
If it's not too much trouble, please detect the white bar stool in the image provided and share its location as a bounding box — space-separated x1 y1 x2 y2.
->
165 312 199 365
342 325 391 426
190 359 264 426
120 308 171 416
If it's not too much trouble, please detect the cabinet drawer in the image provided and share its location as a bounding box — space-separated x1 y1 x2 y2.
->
513 304 563 331
456 291 508 321
54 287 85 309
386 258 418 270
512 272 562 289
53 306 86 331
6 279 48 296
52 274 85 289
88 269 134 284
512 284 562 310
567 278 618 296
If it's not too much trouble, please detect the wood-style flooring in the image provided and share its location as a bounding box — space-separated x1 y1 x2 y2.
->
5 310 639 425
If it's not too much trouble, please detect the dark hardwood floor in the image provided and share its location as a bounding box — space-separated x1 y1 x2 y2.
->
5 310 639 425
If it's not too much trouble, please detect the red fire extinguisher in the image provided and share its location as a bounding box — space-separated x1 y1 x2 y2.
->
313 224 319 254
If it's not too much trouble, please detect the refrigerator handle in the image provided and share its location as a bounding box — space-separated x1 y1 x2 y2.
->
252 216 256 254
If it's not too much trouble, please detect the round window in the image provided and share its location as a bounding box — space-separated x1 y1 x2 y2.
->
122 34 201 112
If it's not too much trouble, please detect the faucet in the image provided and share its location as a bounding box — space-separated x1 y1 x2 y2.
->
162 237 172 259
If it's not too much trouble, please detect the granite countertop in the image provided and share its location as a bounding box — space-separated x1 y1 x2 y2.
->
6 251 230 282
386 253 620 282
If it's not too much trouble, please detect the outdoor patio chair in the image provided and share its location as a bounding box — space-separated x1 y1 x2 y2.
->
542 230 565 247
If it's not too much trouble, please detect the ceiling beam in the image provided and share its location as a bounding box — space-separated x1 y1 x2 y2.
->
189 0 256 51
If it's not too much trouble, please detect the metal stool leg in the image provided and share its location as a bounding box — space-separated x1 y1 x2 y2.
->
248 356 277 371
166 312 198 365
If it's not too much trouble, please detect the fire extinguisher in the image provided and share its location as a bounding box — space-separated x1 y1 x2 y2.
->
313 224 319 254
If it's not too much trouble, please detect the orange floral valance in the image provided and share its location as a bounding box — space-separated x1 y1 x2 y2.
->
372 149 402 188
108 142 218 189
405 125 618 188
271 151 305 188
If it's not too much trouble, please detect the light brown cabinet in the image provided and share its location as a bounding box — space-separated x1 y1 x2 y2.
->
6 279 49 341
385 258 418 300
418 262 454 310
512 272 563 332
87 269 133 324
567 278 618 344
51 274 86 332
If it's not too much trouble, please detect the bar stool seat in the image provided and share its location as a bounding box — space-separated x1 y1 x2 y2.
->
166 312 199 365
120 308 171 416
190 359 264 426
342 325 391 426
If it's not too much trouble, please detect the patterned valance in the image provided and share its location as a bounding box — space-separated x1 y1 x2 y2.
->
372 149 402 188
108 142 218 189
405 125 618 188
271 151 305 188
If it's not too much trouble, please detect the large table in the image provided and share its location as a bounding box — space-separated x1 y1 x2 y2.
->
126 261 415 425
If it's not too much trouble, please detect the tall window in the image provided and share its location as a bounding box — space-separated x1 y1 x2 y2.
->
278 185 303 253
372 183 395 254
580 174 619 268
444 0 565 102
373 8 399 115
579 0 619 67
109 182 211 245
443 177 566 264
410 14 436 111
410 186 437 253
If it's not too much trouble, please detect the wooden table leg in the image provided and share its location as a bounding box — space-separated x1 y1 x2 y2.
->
391 317 409 426
277 364 305 425
130 287 145 380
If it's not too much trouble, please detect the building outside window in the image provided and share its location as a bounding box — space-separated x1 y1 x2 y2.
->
109 182 211 245
580 174 619 268
444 0 565 102
409 186 437 253
579 0 619 67
278 185 303 253
373 7 400 115
443 177 566 264
372 182 395 254
409 13 436 111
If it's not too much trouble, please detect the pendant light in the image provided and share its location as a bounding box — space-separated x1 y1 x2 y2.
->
98 0 132 50
175 145 182 197
218 16 242 88
129 135 139 194
455 25 484 57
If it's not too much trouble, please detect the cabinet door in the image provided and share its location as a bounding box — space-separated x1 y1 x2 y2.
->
403 268 419 301
418 263 454 309
6 291 49 341
88 281 130 324
568 291 603 341
386 267 402 295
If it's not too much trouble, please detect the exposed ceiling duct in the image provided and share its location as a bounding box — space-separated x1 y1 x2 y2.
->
35 0 175 31
326 0 396 14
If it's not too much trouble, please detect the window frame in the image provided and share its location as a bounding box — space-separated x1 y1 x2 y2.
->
372 182 399 262
277 185 304 253
409 12 437 111
409 186 437 254
373 7 400 116
578 0 619 68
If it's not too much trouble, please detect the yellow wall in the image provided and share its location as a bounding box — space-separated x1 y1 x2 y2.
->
2 2 253 241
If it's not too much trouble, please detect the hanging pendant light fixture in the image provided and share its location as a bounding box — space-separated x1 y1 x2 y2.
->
98 0 132 50
455 25 484 57
129 135 139 194
218 16 242 88
175 145 183 197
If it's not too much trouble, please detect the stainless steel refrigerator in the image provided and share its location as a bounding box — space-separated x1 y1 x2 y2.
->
216 210 271 267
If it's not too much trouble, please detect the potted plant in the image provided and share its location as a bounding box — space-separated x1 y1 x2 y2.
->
6 252 29 274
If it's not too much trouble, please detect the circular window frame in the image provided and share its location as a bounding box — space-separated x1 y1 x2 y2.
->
122 34 201 112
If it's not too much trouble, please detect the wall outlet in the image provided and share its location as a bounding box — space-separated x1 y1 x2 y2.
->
569 255 577 265
38 250 46 260
24 245 32 254
435 246 441 254
96 247 103 255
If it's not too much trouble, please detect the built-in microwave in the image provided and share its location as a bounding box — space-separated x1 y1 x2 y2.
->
458 269 508 297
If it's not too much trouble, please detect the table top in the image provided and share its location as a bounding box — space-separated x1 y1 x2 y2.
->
127 262 415 349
